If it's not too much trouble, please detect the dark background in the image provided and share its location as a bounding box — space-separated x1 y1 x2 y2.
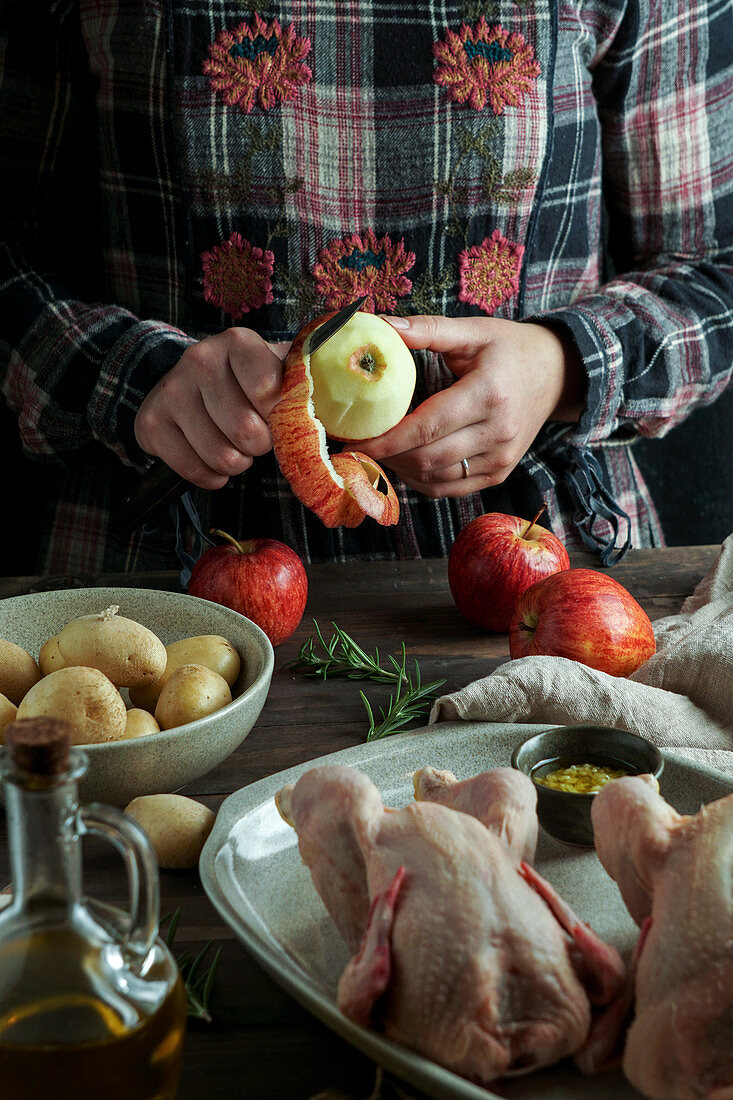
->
2 388 731 576
1 404 61 576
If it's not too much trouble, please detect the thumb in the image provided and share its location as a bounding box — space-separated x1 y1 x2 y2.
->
380 313 500 356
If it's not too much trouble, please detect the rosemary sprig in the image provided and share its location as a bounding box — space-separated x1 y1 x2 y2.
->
284 619 408 683
361 646 446 741
286 620 446 741
163 907 222 1022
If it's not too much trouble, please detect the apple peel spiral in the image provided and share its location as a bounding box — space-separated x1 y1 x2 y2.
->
269 314 400 529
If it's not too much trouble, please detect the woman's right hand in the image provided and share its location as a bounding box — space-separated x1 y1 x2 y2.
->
134 327 290 488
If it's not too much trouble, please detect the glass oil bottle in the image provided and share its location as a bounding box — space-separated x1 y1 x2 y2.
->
0 717 187 1100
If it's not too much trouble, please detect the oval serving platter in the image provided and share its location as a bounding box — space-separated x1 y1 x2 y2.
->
200 721 733 1100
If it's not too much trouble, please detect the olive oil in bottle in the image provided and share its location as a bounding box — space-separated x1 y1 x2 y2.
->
0 718 187 1100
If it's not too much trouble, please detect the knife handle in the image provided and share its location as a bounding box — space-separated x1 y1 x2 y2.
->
116 460 190 531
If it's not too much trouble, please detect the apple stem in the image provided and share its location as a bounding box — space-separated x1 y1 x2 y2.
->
517 622 534 632
520 503 548 541
210 528 252 555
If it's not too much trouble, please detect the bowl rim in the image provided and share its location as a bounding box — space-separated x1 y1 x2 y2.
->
0 586 275 752
511 723 665 798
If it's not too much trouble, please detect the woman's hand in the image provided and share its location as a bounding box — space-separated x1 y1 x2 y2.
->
134 328 290 489
355 315 585 497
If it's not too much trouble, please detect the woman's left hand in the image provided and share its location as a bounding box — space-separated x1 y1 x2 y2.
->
355 315 585 497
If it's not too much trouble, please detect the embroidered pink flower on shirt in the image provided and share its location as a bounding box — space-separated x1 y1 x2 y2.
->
203 14 312 114
458 229 524 313
313 229 416 313
201 232 275 318
433 19 540 114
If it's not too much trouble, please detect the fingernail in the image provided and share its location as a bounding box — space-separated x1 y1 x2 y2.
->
381 315 410 329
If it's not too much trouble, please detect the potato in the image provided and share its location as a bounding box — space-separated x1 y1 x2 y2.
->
122 708 160 739
124 794 216 869
154 664 232 730
16 666 127 744
39 634 66 676
0 693 17 742
57 605 167 688
0 638 41 705
129 635 241 712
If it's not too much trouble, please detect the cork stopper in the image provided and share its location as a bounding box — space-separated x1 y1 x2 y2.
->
4 717 72 777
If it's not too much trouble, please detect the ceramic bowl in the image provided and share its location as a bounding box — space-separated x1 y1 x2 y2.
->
512 724 664 847
0 587 274 806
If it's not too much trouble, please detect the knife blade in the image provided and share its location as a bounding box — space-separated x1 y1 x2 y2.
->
307 294 367 354
114 296 369 531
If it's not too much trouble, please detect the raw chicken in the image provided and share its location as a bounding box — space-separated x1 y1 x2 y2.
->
414 765 626 1027
412 765 538 862
276 764 625 1085
592 775 733 1100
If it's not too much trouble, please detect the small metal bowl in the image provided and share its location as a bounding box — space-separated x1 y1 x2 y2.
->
512 725 664 847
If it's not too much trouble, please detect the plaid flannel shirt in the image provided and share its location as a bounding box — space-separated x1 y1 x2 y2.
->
1 0 732 574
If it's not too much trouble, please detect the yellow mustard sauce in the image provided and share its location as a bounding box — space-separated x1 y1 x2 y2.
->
535 762 627 794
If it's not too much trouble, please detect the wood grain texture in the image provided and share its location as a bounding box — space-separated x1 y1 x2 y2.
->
0 545 721 1099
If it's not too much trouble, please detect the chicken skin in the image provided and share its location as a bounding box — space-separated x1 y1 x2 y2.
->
276 764 624 1086
592 776 733 1100
412 765 538 863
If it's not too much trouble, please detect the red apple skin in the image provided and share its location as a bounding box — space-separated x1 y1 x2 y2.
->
448 513 570 633
509 568 656 676
188 537 308 648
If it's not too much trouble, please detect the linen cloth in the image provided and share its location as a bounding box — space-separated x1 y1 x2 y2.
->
430 536 733 775
1 0 732 574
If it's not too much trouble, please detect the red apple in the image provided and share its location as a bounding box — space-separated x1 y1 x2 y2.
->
269 312 400 529
188 531 308 647
509 568 656 676
448 509 570 632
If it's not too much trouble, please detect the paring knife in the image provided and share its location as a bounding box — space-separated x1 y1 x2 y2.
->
115 296 368 531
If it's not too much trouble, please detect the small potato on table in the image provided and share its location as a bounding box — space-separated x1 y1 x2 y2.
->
125 794 216 869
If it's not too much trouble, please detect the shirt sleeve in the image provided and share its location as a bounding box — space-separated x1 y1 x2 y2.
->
0 1 194 470
536 0 733 446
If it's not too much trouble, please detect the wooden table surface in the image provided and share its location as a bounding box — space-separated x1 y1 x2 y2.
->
0 544 720 1099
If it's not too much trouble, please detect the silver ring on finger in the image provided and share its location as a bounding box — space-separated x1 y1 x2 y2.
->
461 458 470 479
